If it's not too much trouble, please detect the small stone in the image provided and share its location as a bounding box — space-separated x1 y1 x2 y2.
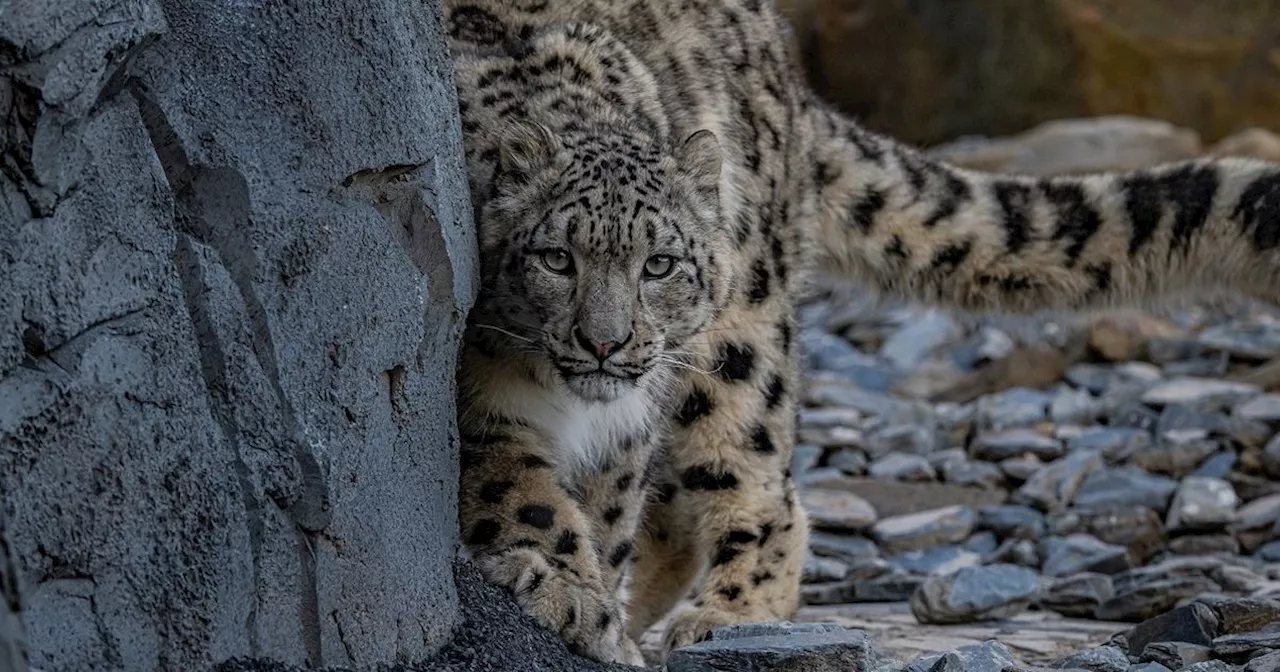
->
808 531 880 562
1068 363 1117 394
976 387 1052 429
1000 455 1044 483
868 452 936 482
1041 572 1115 618
1208 596 1280 636
1214 622 1280 657
1068 427 1153 464
1132 431 1220 479
800 406 866 429
800 488 878 531
1089 311 1181 362
1142 377 1261 409
1125 602 1221 654
1194 451 1238 479
1073 466 1178 513
792 443 825 473
909 564 1040 625
802 333 900 392
1169 534 1241 556
1257 540 1280 561
1245 651 1280 672
906 640 1023 672
1041 534 1133 577
827 448 868 475
873 505 976 555
1168 477 1239 532
963 531 1000 555
709 621 846 641
1128 664 1173 672
1208 127 1280 162
1140 641 1213 670
1052 385 1102 424
803 552 850 583
865 424 940 459
942 459 1005 488
1013 450 1104 513
978 504 1047 541
1081 507 1167 564
972 429 1064 461
1049 644 1130 672
1098 575 1225 623
887 545 981 576
800 425 867 449
984 538 1040 568
1179 663 1237 672
1236 394 1280 425
880 309 962 370
666 627 882 672
1264 435 1280 479
1197 322 1280 360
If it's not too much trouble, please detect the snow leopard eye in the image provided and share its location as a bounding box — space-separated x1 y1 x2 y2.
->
642 254 675 279
540 248 574 274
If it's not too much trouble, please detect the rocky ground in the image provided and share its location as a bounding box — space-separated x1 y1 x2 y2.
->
641 119 1280 671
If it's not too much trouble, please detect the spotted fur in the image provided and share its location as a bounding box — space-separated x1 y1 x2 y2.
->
445 0 1280 665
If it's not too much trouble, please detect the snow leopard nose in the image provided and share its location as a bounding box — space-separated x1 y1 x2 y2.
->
574 325 631 362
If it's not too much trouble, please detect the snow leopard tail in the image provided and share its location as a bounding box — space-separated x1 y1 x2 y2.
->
807 102 1280 313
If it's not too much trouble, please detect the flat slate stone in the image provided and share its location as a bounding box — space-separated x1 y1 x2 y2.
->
666 628 881 672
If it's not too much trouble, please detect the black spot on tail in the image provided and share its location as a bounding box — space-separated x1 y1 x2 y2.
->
764 374 785 409
479 480 515 504
1123 174 1162 255
1163 165 1218 251
993 182 1034 253
554 529 579 555
922 172 971 228
517 504 555 529
467 519 501 545
1233 170 1280 251
928 240 972 276
716 584 742 600
1041 182 1102 265
603 506 623 525
609 541 633 567
851 188 886 232
747 257 771 304
750 425 776 454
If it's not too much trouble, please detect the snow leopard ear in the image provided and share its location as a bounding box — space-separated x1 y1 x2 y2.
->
498 120 561 176
677 129 721 189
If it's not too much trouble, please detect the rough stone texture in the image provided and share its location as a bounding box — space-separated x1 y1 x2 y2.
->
0 1 474 670
1 514 24 672
778 0 1280 147
665 628 882 672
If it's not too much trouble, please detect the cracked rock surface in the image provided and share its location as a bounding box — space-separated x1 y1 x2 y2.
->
1 0 475 669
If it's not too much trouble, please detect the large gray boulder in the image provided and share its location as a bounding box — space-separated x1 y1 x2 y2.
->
0 0 475 670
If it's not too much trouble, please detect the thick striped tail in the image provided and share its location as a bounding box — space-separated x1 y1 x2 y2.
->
808 104 1280 313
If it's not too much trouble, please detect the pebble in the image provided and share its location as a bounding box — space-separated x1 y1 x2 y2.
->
666 627 882 671
868 452 936 481
872 505 976 555
1141 377 1261 409
803 552 851 583
1068 427 1153 464
881 309 961 370
1041 572 1115 618
1167 477 1239 531
1235 394 1280 425
1014 450 1104 512
808 531 880 562
1040 534 1133 577
976 388 1052 429
1049 644 1130 672
971 428 1064 461
909 564 1041 625
978 504 1047 541
827 448 868 475
906 640 1022 672
1072 466 1179 513
800 488 878 531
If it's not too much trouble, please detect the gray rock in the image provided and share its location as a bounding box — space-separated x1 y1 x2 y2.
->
792 443 826 473
1068 364 1117 394
806 380 924 423
973 429 1065 462
942 459 1006 489
1049 645 1130 672
1235 394 1280 425
1167 477 1239 532
803 333 900 392
1125 602 1221 654
1068 427 1153 465
1140 641 1213 670
1194 451 1238 479
1197 322 1280 360
1141 377 1261 409
1001 455 1046 483
873 506 977 555
800 425 868 449
1053 386 1103 424
1264 435 1280 479
1 0 472 667
1133 431 1221 478
1245 651 1280 672
906 639 1023 672
1042 573 1115 618
1127 664 1172 672
1257 540 1280 562
803 553 851 584
809 532 881 562
709 621 847 641
828 448 869 475
869 452 937 482
887 546 981 576
976 388 1052 429
799 406 867 429
850 574 925 602
1073 467 1178 513
1179 662 1239 672
1214 623 1280 657
979 505 1047 541
985 539 1041 568
1041 534 1133 578
1014 450 1104 513
866 424 941 458
801 488 879 531
666 627 882 672
1078 507 1167 564
881 310 962 370
964 531 1000 555
910 564 1041 625
1099 576 1225 623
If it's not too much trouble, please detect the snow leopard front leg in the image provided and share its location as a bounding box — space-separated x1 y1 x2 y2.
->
631 316 809 653
458 418 646 666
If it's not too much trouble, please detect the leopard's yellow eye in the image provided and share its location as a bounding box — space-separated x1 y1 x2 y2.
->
540 249 574 274
643 255 675 279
